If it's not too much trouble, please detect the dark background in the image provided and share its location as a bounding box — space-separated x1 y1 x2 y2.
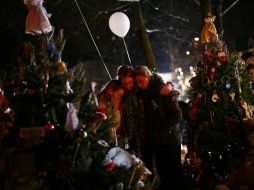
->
0 0 253 81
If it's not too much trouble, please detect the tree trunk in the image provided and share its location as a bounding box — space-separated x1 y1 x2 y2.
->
200 0 212 19
131 3 158 71
215 0 224 38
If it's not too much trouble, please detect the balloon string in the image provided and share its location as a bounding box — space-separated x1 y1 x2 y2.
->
73 0 112 80
122 37 133 69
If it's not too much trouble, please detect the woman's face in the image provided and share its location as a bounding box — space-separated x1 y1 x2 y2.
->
110 88 124 102
120 76 134 91
135 75 150 90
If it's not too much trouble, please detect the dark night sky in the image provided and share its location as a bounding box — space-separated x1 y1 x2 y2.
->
0 0 254 78
222 0 254 50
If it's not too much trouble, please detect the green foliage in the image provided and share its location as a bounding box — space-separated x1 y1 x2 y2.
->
0 30 153 190
186 39 254 188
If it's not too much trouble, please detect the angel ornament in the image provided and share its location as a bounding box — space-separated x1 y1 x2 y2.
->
201 13 218 43
240 99 254 120
24 0 53 34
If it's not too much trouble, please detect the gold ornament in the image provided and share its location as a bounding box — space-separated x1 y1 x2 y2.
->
229 91 235 101
212 92 219 102
240 99 254 119
236 76 242 94
57 60 66 73
201 13 218 43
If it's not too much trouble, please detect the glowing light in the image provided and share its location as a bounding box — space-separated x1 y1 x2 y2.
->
177 76 181 80
194 37 199 41
180 71 184 76
184 78 191 87
160 72 174 82
225 82 231 89
189 66 193 71
186 51 190 55
178 68 182 72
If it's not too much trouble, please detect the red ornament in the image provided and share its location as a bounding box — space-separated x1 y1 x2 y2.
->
44 122 55 132
217 52 227 62
105 161 116 171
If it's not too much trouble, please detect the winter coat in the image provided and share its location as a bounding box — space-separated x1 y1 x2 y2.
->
120 87 144 140
98 99 121 144
139 75 182 146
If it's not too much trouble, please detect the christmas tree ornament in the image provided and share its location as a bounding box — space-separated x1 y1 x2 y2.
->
24 0 53 34
212 92 219 102
65 103 79 132
229 91 235 101
97 139 109 147
80 130 88 139
236 76 242 93
44 121 55 132
221 75 230 88
57 59 66 74
240 99 254 119
201 13 218 43
225 82 231 89
115 182 124 190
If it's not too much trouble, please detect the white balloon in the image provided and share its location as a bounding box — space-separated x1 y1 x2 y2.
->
109 12 130 38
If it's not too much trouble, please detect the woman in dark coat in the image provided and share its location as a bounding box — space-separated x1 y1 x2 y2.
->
134 66 190 190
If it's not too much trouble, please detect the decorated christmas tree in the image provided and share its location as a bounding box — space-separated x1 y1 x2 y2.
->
0 2 153 189
185 14 254 190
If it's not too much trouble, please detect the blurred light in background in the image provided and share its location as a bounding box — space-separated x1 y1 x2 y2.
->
194 37 199 41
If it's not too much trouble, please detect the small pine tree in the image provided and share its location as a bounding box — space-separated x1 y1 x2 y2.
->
0 30 153 190
186 38 254 189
